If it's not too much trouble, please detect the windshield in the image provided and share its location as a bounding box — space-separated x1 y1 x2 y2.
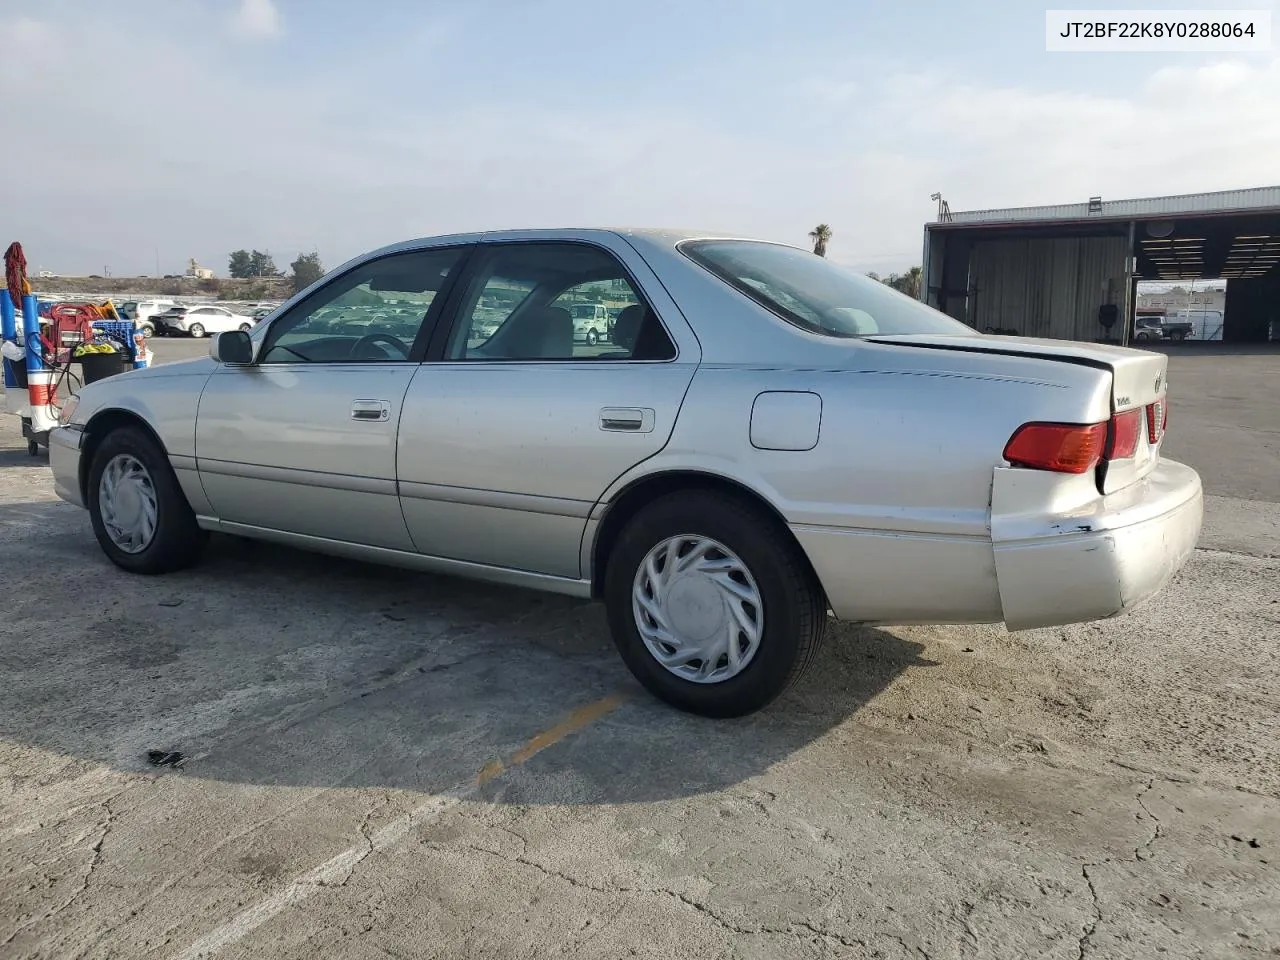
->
680 239 976 339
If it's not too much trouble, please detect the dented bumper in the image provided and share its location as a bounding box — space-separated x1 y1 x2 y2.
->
992 458 1203 631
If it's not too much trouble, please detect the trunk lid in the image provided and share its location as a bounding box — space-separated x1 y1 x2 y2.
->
867 333 1169 493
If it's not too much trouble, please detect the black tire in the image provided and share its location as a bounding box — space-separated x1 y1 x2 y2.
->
140 323 154 338
1171 330 1187 342
188 323 206 338
604 491 827 718
28 439 39 456
87 426 207 574
586 328 598 346
239 323 252 332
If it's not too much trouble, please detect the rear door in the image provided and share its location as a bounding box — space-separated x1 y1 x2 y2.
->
397 236 701 579
195 243 472 549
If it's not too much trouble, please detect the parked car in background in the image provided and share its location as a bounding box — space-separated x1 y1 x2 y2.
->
120 300 178 337
49 228 1202 719
1134 316 1164 341
153 305 256 338
1160 316 1193 341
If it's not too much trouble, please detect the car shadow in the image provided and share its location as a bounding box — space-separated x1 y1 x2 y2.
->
0 500 933 806
0 447 45 469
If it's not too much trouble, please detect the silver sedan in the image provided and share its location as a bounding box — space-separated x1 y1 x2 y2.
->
49 229 1203 717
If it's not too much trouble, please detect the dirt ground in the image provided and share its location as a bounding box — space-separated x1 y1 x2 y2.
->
0 344 1277 959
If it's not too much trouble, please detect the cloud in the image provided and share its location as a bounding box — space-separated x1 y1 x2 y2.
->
230 0 281 40
4 5 1280 278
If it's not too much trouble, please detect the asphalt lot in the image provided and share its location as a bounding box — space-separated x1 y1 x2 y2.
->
1 340 1277 959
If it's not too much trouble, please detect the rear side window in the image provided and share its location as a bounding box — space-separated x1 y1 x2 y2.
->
444 242 676 361
680 239 976 339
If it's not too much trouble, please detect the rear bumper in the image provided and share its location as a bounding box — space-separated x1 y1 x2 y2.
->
992 458 1203 630
49 425 85 508
792 458 1202 630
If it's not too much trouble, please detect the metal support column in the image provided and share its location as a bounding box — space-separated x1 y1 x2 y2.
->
1120 220 1135 347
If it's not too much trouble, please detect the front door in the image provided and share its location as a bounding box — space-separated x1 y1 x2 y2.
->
397 238 701 579
195 243 471 550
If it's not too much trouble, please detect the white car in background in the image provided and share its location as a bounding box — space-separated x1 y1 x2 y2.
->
154 305 257 338
121 300 178 337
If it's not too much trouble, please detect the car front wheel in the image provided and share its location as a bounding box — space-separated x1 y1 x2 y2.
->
87 426 208 574
604 491 827 717
586 328 599 346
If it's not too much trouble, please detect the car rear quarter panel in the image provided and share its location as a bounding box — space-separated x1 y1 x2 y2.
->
600 345 1114 624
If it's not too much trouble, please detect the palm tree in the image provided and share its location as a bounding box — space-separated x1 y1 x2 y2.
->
809 224 832 258
902 265 922 299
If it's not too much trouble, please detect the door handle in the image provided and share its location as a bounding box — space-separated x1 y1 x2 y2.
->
351 399 391 422
600 407 654 433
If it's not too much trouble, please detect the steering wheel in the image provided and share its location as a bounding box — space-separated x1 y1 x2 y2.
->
350 332 410 361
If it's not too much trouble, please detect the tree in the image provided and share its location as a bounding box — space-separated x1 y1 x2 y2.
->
809 224 832 257
248 250 281 278
290 252 325 294
885 266 923 299
228 249 253 279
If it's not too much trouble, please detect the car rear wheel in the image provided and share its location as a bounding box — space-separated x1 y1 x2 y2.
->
139 323 154 338
604 491 827 717
87 426 207 574
188 323 206 338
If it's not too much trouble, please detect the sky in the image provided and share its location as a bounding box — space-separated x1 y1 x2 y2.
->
2 0 1279 277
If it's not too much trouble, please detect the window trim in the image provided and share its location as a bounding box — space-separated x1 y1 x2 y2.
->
257 243 476 365
424 239 680 364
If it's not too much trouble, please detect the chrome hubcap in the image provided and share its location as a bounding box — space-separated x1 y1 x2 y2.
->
632 535 764 684
99 453 158 554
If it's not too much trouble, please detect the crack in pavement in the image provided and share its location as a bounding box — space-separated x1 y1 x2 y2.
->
446 840 912 955
1076 778 1163 958
1133 779 1164 863
1076 866 1101 960
329 795 391 889
0 785 128 951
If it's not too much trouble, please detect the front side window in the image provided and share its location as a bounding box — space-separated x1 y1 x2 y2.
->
260 246 467 364
680 239 976 339
444 243 675 361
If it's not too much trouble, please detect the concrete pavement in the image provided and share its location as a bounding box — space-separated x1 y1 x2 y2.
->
0 344 1276 959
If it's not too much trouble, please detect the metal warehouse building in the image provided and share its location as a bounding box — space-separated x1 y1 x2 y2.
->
920 185 1280 344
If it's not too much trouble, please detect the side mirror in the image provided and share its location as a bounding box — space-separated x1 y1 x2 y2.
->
211 330 254 365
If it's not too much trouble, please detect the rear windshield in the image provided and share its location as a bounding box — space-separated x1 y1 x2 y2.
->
680 239 976 339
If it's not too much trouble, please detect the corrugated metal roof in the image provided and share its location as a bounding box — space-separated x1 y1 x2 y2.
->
943 185 1280 225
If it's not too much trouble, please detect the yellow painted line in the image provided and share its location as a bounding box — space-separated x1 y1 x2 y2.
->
170 692 626 960
478 692 627 786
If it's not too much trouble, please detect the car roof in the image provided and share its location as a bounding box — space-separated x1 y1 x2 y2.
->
361 227 790 261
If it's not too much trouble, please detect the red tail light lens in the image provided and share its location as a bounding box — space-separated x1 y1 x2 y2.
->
1106 409 1142 460
1004 422 1108 474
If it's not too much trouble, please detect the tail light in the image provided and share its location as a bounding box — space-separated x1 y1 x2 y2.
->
1004 402 1163 475
1003 422 1108 474
1146 395 1167 444
1105 408 1142 460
